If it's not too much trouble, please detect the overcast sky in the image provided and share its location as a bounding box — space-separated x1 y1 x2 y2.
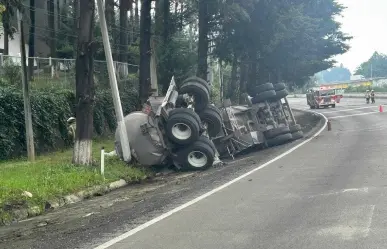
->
334 0 387 73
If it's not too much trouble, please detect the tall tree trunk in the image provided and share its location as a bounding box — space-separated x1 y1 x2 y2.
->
179 1 184 30
228 52 238 100
56 0 60 30
139 0 152 105
163 0 170 44
28 0 36 81
197 0 209 79
2 11 10 55
239 54 248 104
47 0 56 57
161 0 172 93
129 2 134 44
105 0 117 60
73 0 95 165
72 0 79 57
134 0 139 41
3 27 9 55
119 0 129 63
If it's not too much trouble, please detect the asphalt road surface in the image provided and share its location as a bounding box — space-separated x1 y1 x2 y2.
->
96 97 387 249
1 97 387 249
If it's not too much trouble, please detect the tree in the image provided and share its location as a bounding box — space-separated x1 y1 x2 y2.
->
138 0 151 105
47 0 56 58
319 66 351 83
355 52 387 78
1 0 21 55
196 0 209 79
73 0 95 165
119 0 130 63
28 0 35 81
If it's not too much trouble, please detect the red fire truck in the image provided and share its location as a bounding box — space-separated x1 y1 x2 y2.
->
306 88 344 109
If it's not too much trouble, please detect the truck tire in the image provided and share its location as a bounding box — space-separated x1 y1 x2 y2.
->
289 124 301 133
198 105 223 138
168 108 201 125
274 83 286 91
253 83 274 95
264 126 291 139
176 136 215 170
291 130 304 141
166 109 200 145
179 81 210 112
275 89 289 100
182 76 210 92
267 133 293 147
251 90 276 104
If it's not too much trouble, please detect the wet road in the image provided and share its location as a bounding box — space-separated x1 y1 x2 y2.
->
97 98 387 249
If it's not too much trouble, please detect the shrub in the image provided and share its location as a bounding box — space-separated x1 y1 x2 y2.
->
0 86 138 160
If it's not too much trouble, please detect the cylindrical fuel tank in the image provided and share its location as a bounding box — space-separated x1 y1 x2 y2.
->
115 112 167 166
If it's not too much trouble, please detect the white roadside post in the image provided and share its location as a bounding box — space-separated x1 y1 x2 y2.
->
96 0 131 162
101 147 105 179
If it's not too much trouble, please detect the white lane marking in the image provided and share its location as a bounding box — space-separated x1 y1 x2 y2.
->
321 106 378 114
93 111 328 249
342 187 369 193
364 205 375 237
329 111 379 119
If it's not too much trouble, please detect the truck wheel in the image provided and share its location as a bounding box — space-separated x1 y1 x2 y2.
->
168 108 201 125
270 89 288 101
182 76 210 92
289 124 301 133
267 133 293 147
176 136 215 170
291 130 304 141
331 104 336 108
166 109 200 145
251 90 276 104
274 83 286 91
198 105 223 138
179 81 210 112
252 83 274 95
264 126 290 139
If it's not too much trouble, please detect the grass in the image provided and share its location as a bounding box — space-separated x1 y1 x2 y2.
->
0 137 150 222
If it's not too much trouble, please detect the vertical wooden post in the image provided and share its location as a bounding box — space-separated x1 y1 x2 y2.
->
18 10 35 161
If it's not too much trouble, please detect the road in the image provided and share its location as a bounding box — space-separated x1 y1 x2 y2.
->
96 97 387 249
1 97 386 249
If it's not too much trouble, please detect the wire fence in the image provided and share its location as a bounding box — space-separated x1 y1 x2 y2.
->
0 54 139 90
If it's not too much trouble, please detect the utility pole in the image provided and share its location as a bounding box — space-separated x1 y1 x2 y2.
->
96 0 131 162
17 10 35 161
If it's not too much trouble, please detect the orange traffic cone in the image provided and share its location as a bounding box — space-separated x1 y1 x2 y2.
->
379 105 383 113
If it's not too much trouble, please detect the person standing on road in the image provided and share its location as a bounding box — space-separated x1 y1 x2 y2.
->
365 90 371 104
371 90 375 103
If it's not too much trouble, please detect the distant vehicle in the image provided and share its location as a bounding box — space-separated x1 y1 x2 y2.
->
306 88 342 109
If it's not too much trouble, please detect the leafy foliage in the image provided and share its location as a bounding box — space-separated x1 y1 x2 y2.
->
0 87 138 160
355 52 387 78
317 66 352 83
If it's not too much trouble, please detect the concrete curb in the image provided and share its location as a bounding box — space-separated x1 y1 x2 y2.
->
6 179 130 225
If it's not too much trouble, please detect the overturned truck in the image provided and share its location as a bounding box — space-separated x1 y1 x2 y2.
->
115 77 303 171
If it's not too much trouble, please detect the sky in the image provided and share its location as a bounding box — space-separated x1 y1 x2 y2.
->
334 0 387 73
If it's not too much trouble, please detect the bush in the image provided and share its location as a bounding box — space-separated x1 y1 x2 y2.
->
1 59 21 86
0 86 138 160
